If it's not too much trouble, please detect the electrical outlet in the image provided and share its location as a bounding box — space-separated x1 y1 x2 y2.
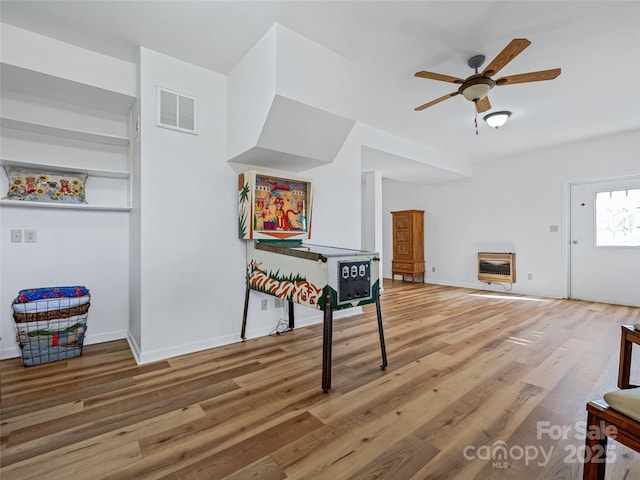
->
275 298 285 308
11 229 22 242
261 299 268 311
527 273 533 280
24 229 37 243
432 267 436 272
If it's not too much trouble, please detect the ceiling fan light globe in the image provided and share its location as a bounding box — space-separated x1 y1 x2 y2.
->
484 111 512 129
459 76 495 102
462 83 491 101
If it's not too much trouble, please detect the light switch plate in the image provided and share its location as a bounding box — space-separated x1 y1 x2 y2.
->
24 229 37 243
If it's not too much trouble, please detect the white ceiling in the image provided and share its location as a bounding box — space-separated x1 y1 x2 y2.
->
2 1 639 183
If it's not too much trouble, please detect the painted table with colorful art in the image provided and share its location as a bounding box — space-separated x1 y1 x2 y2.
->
241 240 387 392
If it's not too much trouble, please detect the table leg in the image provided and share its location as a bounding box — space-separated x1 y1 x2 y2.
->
322 288 333 393
376 293 388 370
288 300 295 330
241 279 250 341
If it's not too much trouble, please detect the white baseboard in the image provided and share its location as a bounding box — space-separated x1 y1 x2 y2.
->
1 307 367 363
424 279 562 300
130 307 364 365
0 329 128 360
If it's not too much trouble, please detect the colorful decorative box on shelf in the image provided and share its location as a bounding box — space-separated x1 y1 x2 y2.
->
12 286 90 367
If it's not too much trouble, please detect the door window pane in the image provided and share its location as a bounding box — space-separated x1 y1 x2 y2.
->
595 188 640 246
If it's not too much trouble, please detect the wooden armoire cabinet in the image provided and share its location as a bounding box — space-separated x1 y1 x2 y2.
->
391 210 424 283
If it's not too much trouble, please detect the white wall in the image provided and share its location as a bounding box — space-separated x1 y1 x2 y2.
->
361 172 375 251
1 209 130 358
129 52 143 353
382 129 640 299
361 170 383 262
131 48 241 363
131 47 364 362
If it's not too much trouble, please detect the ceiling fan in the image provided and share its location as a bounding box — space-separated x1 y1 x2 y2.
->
414 38 561 113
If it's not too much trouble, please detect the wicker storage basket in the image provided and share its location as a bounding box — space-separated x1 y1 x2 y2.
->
12 286 90 367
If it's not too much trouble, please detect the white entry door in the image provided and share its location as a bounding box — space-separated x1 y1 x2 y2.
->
570 177 640 307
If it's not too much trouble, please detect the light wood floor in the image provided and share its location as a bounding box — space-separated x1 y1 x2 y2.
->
2 281 640 479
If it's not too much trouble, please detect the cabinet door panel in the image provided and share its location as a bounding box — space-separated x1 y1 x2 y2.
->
395 230 411 243
394 216 411 229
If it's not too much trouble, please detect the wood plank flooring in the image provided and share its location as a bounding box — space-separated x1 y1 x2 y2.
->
2 280 640 479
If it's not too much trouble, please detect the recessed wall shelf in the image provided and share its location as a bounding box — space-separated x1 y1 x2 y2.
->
0 117 130 147
0 158 129 179
0 199 132 212
0 64 134 212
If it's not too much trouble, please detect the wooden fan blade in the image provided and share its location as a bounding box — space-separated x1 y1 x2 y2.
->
415 91 459 111
482 38 531 77
476 96 491 113
415 71 464 84
495 68 561 85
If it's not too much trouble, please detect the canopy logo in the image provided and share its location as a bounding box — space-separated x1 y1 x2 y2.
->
463 420 618 468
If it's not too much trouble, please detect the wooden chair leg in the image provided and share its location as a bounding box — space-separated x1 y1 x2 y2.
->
584 327 640 479
583 409 607 480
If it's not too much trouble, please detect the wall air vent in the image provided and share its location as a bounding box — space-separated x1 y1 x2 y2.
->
478 252 516 284
156 87 197 135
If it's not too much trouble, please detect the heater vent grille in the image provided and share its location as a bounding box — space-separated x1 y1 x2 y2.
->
478 252 516 284
156 87 197 135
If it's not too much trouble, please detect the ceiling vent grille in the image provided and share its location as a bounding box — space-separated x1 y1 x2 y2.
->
156 87 197 135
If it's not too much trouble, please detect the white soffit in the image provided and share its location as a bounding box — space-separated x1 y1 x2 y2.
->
227 146 330 173
227 24 356 171
258 95 355 163
228 95 355 171
361 146 468 185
